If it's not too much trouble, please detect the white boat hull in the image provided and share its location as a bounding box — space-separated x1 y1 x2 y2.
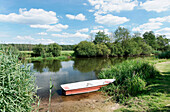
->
61 79 115 95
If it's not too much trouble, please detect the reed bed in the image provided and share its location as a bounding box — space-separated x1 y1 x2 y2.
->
98 59 160 103
0 46 38 111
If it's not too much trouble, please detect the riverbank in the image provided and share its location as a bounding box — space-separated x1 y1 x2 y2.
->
20 50 74 61
38 92 121 112
116 60 170 111
36 58 170 112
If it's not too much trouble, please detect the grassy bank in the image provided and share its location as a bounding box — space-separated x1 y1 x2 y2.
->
116 61 170 111
99 58 170 111
26 56 69 61
20 50 74 61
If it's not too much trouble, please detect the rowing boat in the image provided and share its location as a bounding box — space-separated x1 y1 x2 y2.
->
61 79 115 95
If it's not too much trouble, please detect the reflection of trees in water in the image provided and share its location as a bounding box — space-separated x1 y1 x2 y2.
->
73 58 109 73
73 57 128 73
33 60 62 73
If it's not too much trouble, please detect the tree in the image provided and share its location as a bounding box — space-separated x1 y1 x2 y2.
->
74 41 97 57
93 31 110 44
48 43 62 57
96 43 111 57
114 27 131 43
143 31 158 50
32 44 44 56
156 35 170 51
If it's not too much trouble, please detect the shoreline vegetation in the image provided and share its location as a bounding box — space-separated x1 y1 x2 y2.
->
98 58 170 111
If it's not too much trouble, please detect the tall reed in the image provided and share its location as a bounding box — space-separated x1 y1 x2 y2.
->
0 46 38 111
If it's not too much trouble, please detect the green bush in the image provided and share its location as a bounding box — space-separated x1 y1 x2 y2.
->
158 51 170 59
74 41 97 57
98 59 160 103
0 46 38 111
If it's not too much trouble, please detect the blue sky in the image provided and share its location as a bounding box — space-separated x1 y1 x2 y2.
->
0 0 170 45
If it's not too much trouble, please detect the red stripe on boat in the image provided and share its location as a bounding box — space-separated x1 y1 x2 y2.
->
65 85 107 95
63 86 69 89
104 81 111 83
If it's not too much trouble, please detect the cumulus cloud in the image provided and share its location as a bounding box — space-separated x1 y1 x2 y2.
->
132 22 163 32
90 28 110 35
66 13 87 21
95 14 129 26
83 3 87 6
88 0 138 14
77 28 89 32
88 9 95 12
0 8 58 24
37 32 48 35
156 27 170 33
140 0 170 13
93 26 104 29
30 24 68 32
51 32 89 38
149 16 170 23
155 27 170 39
16 35 55 44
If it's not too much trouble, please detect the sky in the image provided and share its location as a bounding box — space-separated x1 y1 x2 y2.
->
0 0 170 45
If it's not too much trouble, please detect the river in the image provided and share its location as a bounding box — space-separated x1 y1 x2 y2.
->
30 57 127 98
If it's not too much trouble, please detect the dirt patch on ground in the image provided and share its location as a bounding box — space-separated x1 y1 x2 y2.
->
38 92 121 112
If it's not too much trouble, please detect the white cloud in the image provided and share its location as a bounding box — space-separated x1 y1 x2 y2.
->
90 28 110 35
156 27 170 33
66 13 87 21
149 16 170 23
77 28 89 32
88 9 95 12
140 0 170 13
93 26 104 29
16 35 55 44
51 32 89 38
88 0 138 14
95 14 129 26
132 22 163 32
83 3 87 6
0 8 58 24
155 27 170 39
30 24 68 32
37 32 48 35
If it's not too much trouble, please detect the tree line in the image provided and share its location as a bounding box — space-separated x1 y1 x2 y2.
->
74 27 170 57
0 44 75 51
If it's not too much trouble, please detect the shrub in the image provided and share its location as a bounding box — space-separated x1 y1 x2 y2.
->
98 59 160 103
0 46 38 111
96 43 111 56
74 41 97 57
158 51 170 59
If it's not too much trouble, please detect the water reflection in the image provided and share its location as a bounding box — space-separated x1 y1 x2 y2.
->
34 61 97 98
33 60 62 72
73 57 126 73
32 57 128 98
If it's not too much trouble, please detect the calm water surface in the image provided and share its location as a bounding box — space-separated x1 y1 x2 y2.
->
31 57 126 98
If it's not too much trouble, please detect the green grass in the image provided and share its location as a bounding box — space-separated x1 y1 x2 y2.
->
61 50 74 56
115 60 170 111
19 51 33 53
27 56 68 61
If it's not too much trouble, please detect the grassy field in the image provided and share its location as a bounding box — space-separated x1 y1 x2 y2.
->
116 60 170 111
